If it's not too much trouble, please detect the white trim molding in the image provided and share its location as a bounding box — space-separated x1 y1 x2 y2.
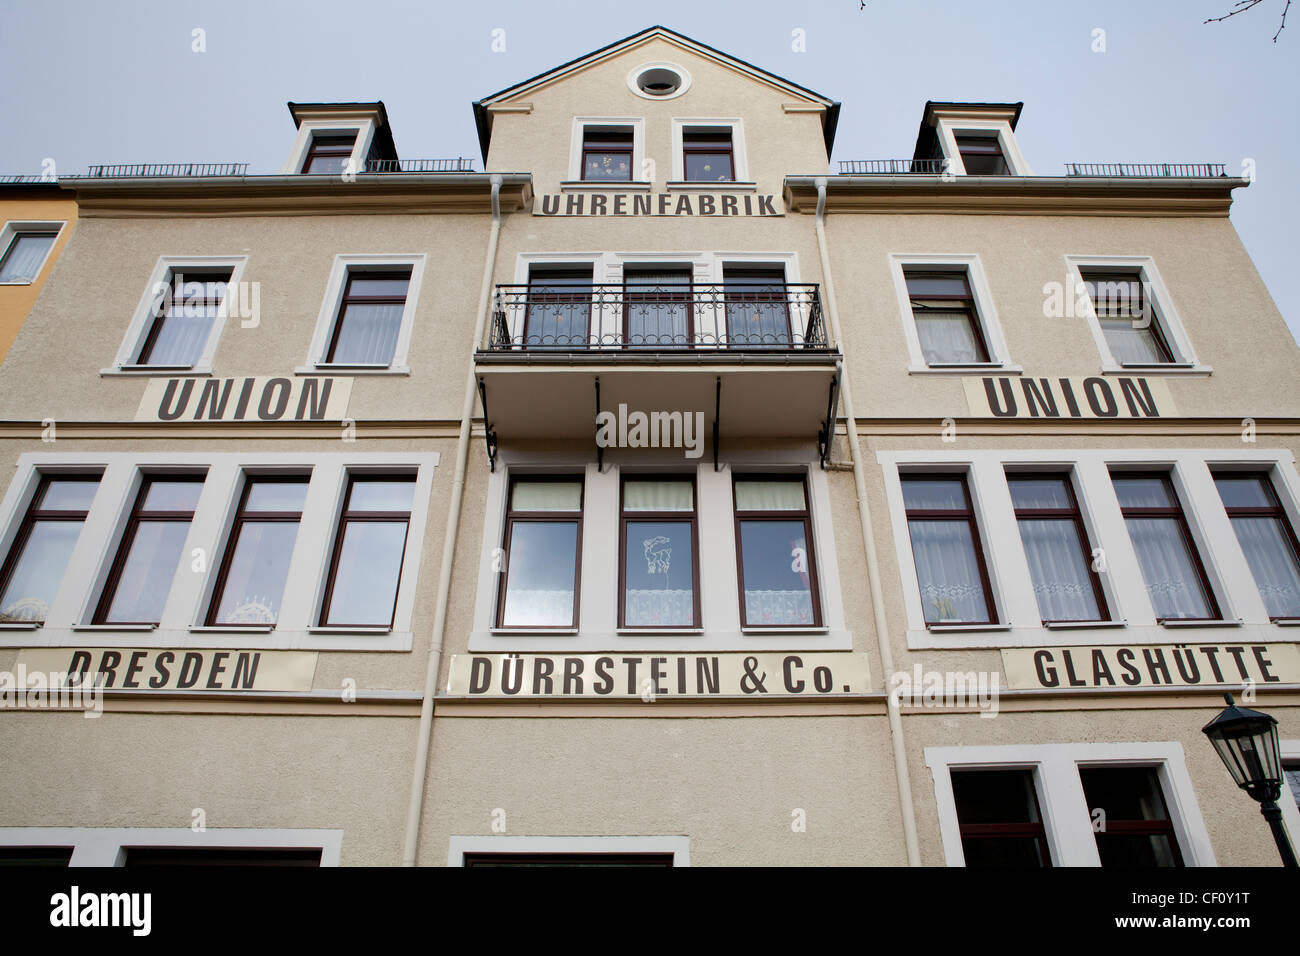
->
0 220 65 285
877 448 1300 649
888 252 1020 373
1063 254 1208 374
568 116 648 186
670 118 749 184
926 742 1217 866
0 827 343 866
281 115 377 177
934 117 1033 176
104 255 249 376
447 834 690 866
626 61 693 101
300 253 426 373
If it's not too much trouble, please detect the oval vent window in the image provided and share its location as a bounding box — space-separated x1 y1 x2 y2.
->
628 63 691 100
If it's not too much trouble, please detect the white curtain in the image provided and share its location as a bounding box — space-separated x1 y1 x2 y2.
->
1101 318 1167 364
512 481 582 512
744 590 814 626
501 588 574 627
916 312 981 363
0 234 55 282
908 519 989 622
624 589 693 627
1125 517 1212 618
625 271 690 346
147 304 217 365
332 303 403 364
624 480 693 512
1230 516 1300 618
735 479 805 511
1017 518 1101 621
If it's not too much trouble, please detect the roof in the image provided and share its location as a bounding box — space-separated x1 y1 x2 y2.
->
913 101 1024 161
472 25 840 162
287 101 398 162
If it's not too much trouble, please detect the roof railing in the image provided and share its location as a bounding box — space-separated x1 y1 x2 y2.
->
837 158 946 175
1064 163 1227 178
83 163 249 178
363 158 476 173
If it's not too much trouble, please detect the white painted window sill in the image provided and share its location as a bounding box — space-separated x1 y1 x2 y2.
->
1273 618 1300 627
189 625 274 634
0 621 41 630
925 623 1011 632
1158 618 1243 628
489 627 579 637
71 623 157 632
307 626 392 635
615 628 704 636
908 364 1022 375
101 366 211 377
666 181 757 192
295 365 408 376
1101 364 1211 376
740 626 830 635
1044 620 1127 630
0 279 37 286
560 181 652 192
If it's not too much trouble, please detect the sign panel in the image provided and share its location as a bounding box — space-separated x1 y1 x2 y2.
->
534 192 782 217
135 376 352 423
1001 643 1300 690
447 652 870 698
12 647 318 692
963 375 1177 419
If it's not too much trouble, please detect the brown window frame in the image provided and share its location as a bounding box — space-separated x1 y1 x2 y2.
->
1079 269 1176 365
495 475 585 630
0 230 59 282
682 128 735 183
622 266 694 348
135 267 233 366
1214 470 1300 621
722 265 792 347
324 269 412 365
94 474 204 625
205 474 309 627
319 474 415 628
903 269 991 365
1112 471 1221 622
952 768 1053 867
618 474 701 629
523 267 593 350
463 852 674 867
731 473 823 628
581 128 634 182
902 472 998 625
1079 765 1185 867
0 475 99 624
954 132 1010 175
1007 472 1109 623
300 133 357 174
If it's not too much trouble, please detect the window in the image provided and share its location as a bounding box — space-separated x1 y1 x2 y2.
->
951 770 1052 866
623 267 692 347
324 270 411 365
582 128 633 182
1080 766 1184 866
620 477 699 628
682 129 734 182
135 268 233 367
904 270 990 365
496 477 583 629
95 476 203 625
524 267 593 349
1215 472 1300 620
723 266 790 347
321 476 415 628
0 477 98 623
124 848 322 867
902 475 995 625
1112 473 1219 621
301 134 357 174
207 477 308 626
1008 474 1107 623
463 853 674 867
0 848 72 867
0 230 58 283
1078 270 1175 366
733 476 821 627
954 132 1009 175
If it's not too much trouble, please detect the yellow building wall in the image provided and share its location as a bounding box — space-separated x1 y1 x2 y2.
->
0 190 76 365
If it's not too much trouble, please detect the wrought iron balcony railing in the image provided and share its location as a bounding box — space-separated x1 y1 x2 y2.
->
363 158 476 173
837 158 946 174
84 163 249 178
483 283 831 353
1064 163 1227 178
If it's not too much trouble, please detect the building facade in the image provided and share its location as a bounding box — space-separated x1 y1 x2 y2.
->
0 26 1297 867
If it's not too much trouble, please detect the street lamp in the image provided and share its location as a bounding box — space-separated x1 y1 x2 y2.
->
1202 692 1298 867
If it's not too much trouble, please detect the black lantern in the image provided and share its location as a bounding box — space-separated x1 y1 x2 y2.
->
1202 693 1297 867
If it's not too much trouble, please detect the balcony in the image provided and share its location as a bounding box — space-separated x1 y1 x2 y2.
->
474 283 840 449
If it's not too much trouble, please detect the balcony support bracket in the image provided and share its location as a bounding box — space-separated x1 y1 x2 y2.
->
817 372 840 471
477 377 498 473
713 376 722 472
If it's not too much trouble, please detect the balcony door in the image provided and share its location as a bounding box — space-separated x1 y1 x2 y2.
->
524 268 593 349
724 267 791 348
623 268 692 348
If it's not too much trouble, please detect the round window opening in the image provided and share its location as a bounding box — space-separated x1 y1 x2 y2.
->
637 67 682 96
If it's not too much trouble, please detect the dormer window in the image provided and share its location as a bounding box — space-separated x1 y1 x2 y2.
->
582 129 633 182
301 134 357 174
954 132 1009 175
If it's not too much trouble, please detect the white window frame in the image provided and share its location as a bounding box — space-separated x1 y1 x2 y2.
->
0 827 342 866
626 60 693 102
301 253 425 374
1064 255 1208 373
935 118 1032 176
0 451 438 651
1280 739 1300 845
0 220 64 286
468 450 851 653
105 255 249 376
567 117 648 188
927 742 1216 867
878 448 1300 649
448 835 690 866
670 118 752 187
889 253 1018 373
281 117 376 176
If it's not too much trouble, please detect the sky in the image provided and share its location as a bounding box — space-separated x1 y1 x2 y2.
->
2 0 1296 342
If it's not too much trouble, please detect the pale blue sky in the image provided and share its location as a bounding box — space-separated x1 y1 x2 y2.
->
2 0 1296 341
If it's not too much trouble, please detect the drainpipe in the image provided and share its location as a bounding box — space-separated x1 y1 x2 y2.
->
402 173 505 866
814 177 921 866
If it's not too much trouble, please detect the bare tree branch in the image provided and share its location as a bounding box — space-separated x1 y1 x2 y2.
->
1203 0 1290 41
